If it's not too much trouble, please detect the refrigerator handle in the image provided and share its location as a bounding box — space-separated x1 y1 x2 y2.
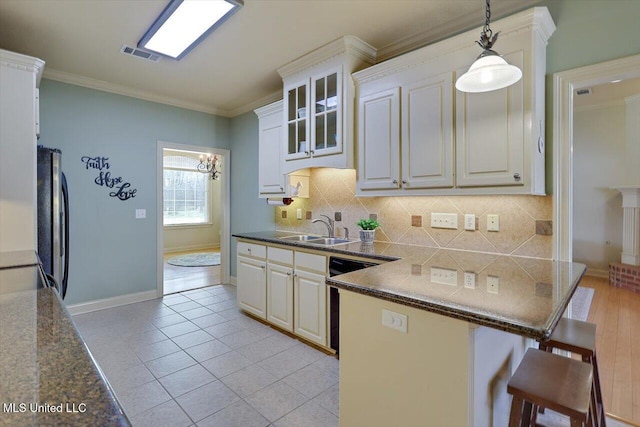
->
61 172 70 299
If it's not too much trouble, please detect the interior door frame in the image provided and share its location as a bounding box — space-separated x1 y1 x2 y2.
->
553 53 640 262
156 141 231 296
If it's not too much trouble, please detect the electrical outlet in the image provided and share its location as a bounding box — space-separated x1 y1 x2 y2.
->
135 209 146 219
464 272 476 289
487 214 500 232
430 267 458 286
382 309 408 333
296 208 302 220
464 214 476 231
430 213 458 230
487 275 500 294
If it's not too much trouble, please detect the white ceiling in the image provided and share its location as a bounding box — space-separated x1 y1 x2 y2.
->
0 0 541 117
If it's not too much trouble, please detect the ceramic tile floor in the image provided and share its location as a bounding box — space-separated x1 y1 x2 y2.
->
72 284 339 427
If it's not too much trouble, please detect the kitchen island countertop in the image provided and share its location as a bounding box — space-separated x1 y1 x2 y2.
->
234 231 587 340
0 288 130 426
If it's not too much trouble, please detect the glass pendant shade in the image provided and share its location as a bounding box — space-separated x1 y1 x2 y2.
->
456 52 522 93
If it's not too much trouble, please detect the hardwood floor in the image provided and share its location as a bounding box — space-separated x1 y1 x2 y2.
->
581 275 640 425
163 248 221 295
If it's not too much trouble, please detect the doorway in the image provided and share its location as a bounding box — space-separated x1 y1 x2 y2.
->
553 54 640 424
156 141 230 296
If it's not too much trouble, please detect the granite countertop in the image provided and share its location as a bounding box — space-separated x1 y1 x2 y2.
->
0 288 130 426
234 231 587 340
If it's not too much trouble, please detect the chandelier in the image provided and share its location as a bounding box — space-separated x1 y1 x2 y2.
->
197 154 221 180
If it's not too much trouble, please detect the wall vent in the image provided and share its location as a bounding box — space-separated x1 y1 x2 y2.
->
120 45 160 62
576 88 593 96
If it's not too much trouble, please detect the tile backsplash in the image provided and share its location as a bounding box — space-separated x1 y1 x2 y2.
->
276 169 553 258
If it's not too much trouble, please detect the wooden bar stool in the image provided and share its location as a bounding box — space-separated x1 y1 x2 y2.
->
507 348 594 427
539 318 606 427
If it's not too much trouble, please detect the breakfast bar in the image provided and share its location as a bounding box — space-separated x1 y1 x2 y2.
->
326 248 586 427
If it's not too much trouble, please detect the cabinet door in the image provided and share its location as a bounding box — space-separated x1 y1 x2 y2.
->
357 87 401 191
258 108 286 196
237 255 267 319
455 51 525 188
267 263 294 331
401 73 454 189
310 69 343 157
294 269 327 346
284 78 311 161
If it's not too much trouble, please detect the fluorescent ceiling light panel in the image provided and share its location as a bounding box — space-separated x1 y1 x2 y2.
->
139 0 242 60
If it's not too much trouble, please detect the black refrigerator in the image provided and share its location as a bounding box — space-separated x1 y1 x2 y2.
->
37 146 69 299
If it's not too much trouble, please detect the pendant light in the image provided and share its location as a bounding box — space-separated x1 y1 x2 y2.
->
455 0 522 93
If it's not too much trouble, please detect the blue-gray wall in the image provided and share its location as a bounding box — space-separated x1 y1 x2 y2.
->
39 80 230 305
229 111 275 276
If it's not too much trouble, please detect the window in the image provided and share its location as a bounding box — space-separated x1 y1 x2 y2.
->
163 153 211 226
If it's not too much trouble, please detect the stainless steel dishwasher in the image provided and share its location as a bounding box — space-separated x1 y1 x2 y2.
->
328 256 379 353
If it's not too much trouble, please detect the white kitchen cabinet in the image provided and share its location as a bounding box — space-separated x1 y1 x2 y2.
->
455 51 526 188
0 49 44 252
354 7 554 196
256 100 286 196
294 252 327 346
266 247 294 331
278 36 376 174
255 101 311 199
357 88 400 191
357 72 454 193
236 243 267 319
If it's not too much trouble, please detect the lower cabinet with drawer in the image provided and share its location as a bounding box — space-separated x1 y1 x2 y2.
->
237 240 329 348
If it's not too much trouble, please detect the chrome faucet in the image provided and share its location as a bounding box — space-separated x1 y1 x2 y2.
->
312 214 334 238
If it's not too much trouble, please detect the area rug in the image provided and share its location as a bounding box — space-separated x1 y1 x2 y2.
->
167 252 220 267
570 286 595 321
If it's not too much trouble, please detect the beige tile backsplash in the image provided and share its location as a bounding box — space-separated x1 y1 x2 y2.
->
276 169 553 258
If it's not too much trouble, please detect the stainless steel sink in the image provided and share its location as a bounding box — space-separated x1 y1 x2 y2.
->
306 237 351 246
279 235 322 241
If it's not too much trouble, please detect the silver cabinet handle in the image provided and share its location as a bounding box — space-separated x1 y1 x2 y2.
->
310 150 315 155
304 151 309 155
261 265 265 269
392 180 398 184
286 272 291 276
402 180 407 184
513 173 521 182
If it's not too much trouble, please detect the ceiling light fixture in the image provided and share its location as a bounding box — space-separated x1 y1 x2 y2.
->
455 0 522 93
138 0 243 60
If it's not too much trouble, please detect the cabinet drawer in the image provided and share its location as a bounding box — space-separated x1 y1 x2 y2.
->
268 247 294 266
295 251 327 274
237 241 266 259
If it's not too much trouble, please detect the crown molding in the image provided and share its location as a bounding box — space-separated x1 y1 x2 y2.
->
277 35 376 79
354 7 554 86
253 98 283 117
0 49 45 85
229 90 282 118
42 68 229 116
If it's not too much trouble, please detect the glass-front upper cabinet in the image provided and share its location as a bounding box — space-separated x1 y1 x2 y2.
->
311 71 342 157
285 80 310 160
278 36 377 172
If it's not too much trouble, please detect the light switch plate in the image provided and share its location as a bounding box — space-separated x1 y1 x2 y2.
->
296 208 302 220
464 214 476 231
135 209 146 219
431 213 458 230
382 309 408 333
464 272 476 289
431 267 458 286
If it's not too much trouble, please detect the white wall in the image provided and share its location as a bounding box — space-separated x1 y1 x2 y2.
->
573 103 625 272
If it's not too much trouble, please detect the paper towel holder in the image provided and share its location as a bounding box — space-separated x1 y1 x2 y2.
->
266 198 294 206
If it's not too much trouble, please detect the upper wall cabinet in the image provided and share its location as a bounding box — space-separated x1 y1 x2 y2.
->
354 7 555 196
278 36 376 174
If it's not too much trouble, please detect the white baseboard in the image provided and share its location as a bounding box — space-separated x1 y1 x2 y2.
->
67 290 159 315
164 245 220 254
229 276 237 286
585 268 609 279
